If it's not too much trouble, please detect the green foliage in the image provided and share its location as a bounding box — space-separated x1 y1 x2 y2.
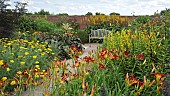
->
56 16 69 26
34 9 50 15
34 18 56 33
17 16 36 32
135 16 151 24
85 12 93 15
95 12 105 15
110 12 120 15
0 0 27 38
76 30 89 43
56 23 83 60
56 13 69 16
160 8 170 16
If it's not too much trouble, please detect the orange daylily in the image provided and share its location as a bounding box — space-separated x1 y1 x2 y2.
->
109 53 120 60
73 59 80 68
98 48 108 59
151 73 166 82
125 73 143 86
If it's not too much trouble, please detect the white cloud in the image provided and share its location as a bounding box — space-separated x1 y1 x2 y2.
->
9 0 170 15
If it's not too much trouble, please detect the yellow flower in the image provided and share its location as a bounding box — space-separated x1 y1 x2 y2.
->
32 56 37 59
38 49 42 52
10 60 14 63
41 53 45 56
6 67 10 71
53 58 57 61
20 61 25 65
0 60 3 65
35 61 39 64
1 77 7 81
20 46 24 49
25 52 29 55
23 40 28 42
47 48 52 51
10 80 16 85
31 45 35 48
18 56 22 58
35 65 40 68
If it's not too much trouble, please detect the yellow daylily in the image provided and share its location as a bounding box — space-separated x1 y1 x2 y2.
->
10 60 14 63
1 77 7 81
20 61 25 65
6 67 10 71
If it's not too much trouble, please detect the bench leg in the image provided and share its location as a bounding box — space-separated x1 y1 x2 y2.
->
89 38 90 43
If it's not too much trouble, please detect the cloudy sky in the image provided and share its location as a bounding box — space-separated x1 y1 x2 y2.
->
8 0 170 16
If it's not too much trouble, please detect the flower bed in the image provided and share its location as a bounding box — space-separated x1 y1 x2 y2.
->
0 16 170 96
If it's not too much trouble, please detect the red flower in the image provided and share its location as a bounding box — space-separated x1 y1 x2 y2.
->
99 48 108 59
109 53 120 60
123 50 130 57
1 62 8 68
126 73 143 86
134 54 145 60
70 45 78 51
83 56 94 62
98 64 106 70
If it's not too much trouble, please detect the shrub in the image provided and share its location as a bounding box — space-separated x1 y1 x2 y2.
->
35 18 56 33
76 30 88 43
17 16 37 32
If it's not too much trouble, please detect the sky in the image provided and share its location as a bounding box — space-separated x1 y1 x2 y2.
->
8 0 170 16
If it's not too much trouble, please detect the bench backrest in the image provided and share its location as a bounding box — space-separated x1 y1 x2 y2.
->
90 29 111 37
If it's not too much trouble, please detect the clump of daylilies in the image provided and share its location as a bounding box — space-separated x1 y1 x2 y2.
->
125 72 166 96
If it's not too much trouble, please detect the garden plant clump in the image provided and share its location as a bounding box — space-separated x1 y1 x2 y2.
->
0 12 170 96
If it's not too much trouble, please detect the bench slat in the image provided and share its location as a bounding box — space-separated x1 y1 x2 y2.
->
89 29 111 43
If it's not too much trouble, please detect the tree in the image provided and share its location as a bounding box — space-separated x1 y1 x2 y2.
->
110 12 120 15
0 0 27 38
85 12 93 15
14 1 27 15
160 8 170 15
160 8 170 20
95 12 105 15
56 13 69 16
34 9 50 15
0 0 10 11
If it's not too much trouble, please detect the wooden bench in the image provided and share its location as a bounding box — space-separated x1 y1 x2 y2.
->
89 29 111 43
